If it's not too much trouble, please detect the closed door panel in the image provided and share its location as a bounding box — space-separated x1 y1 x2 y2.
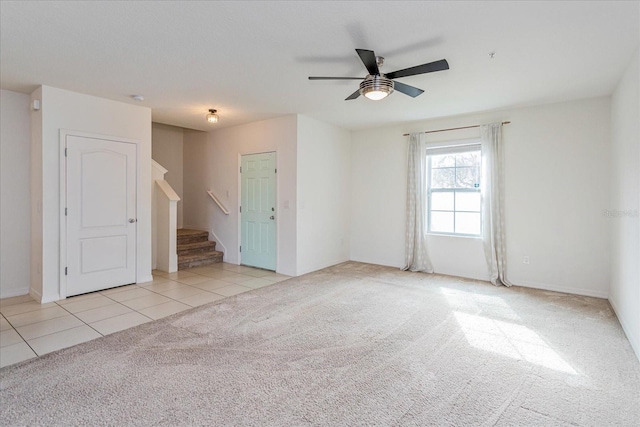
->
241 152 276 270
80 150 127 228
66 135 137 297
80 235 128 273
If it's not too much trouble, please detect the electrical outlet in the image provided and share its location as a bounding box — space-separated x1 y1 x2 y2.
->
523 256 530 265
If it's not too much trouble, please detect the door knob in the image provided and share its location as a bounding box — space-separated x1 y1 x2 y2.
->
270 216 275 220
128 218 136 223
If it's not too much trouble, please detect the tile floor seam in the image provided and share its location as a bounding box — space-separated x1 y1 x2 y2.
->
10 323 41 356
66 311 105 340
109 284 192 310
99 289 156 307
52 302 106 341
140 281 217 303
0 304 47 318
30 301 104 344
17 315 92 342
139 312 154 321
55 300 75 315
72 299 155 336
57 293 119 314
26 325 103 357
88 311 155 335
99 292 127 306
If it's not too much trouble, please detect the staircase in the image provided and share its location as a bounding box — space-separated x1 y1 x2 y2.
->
177 229 223 270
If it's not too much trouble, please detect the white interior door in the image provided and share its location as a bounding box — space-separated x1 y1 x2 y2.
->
241 152 276 271
65 135 137 297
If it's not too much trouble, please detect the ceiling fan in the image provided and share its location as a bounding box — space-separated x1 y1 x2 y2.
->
308 49 449 101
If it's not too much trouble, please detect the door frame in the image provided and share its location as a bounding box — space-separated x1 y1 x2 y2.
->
58 129 141 299
237 150 277 271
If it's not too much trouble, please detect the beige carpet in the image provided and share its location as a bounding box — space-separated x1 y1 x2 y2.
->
1 262 638 426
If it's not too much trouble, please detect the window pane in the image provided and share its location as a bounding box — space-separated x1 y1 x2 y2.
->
431 192 454 210
455 192 481 212
455 151 480 166
431 154 455 168
456 166 480 188
431 211 454 233
455 212 481 235
431 168 455 188
427 147 482 237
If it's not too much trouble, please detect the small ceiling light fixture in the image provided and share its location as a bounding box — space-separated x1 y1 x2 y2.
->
206 109 219 123
359 75 394 100
131 95 144 101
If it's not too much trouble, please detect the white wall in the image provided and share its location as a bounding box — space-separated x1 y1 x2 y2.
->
296 115 351 275
609 47 639 359
152 123 184 228
0 89 31 298
182 115 298 276
30 86 152 302
351 96 612 297
350 125 409 269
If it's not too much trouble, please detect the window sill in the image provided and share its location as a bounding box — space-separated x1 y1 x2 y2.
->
426 233 483 240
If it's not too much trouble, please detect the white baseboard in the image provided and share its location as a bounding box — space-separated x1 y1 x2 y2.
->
609 298 640 362
29 288 43 303
208 228 228 261
349 258 609 299
434 269 491 282
296 256 351 277
0 288 30 299
348 257 491 283
349 255 403 269
512 279 608 299
32 288 60 304
137 274 153 284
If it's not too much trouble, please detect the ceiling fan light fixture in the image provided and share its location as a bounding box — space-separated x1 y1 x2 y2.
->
363 89 389 101
206 109 219 123
359 75 394 100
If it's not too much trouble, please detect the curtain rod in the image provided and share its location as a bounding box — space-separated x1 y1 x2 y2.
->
402 121 511 137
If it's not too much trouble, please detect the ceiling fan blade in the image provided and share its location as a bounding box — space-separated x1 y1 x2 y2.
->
345 89 361 100
393 81 424 98
386 59 449 80
356 49 380 75
309 76 364 80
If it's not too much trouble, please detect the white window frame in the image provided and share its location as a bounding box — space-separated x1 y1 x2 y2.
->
426 140 482 238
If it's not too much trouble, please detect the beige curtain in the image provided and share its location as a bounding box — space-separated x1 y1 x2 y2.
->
403 133 434 273
481 123 511 286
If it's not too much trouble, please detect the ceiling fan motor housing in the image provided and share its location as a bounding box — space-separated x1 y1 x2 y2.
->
359 75 394 97
308 49 447 100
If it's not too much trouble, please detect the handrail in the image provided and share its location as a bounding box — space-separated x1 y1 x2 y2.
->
207 190 230 215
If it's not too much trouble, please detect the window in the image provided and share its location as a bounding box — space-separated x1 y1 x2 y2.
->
427 145 482 236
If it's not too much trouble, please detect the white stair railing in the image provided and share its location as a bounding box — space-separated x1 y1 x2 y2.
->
207 190 229 215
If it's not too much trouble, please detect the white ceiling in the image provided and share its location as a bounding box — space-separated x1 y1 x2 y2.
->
1 1 638 132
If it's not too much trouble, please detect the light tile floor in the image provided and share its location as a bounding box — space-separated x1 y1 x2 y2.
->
0 263 289 368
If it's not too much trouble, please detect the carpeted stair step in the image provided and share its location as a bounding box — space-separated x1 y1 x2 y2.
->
177 240 217 256
177 229 209 245
178 251 224 270
176 228 223 270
